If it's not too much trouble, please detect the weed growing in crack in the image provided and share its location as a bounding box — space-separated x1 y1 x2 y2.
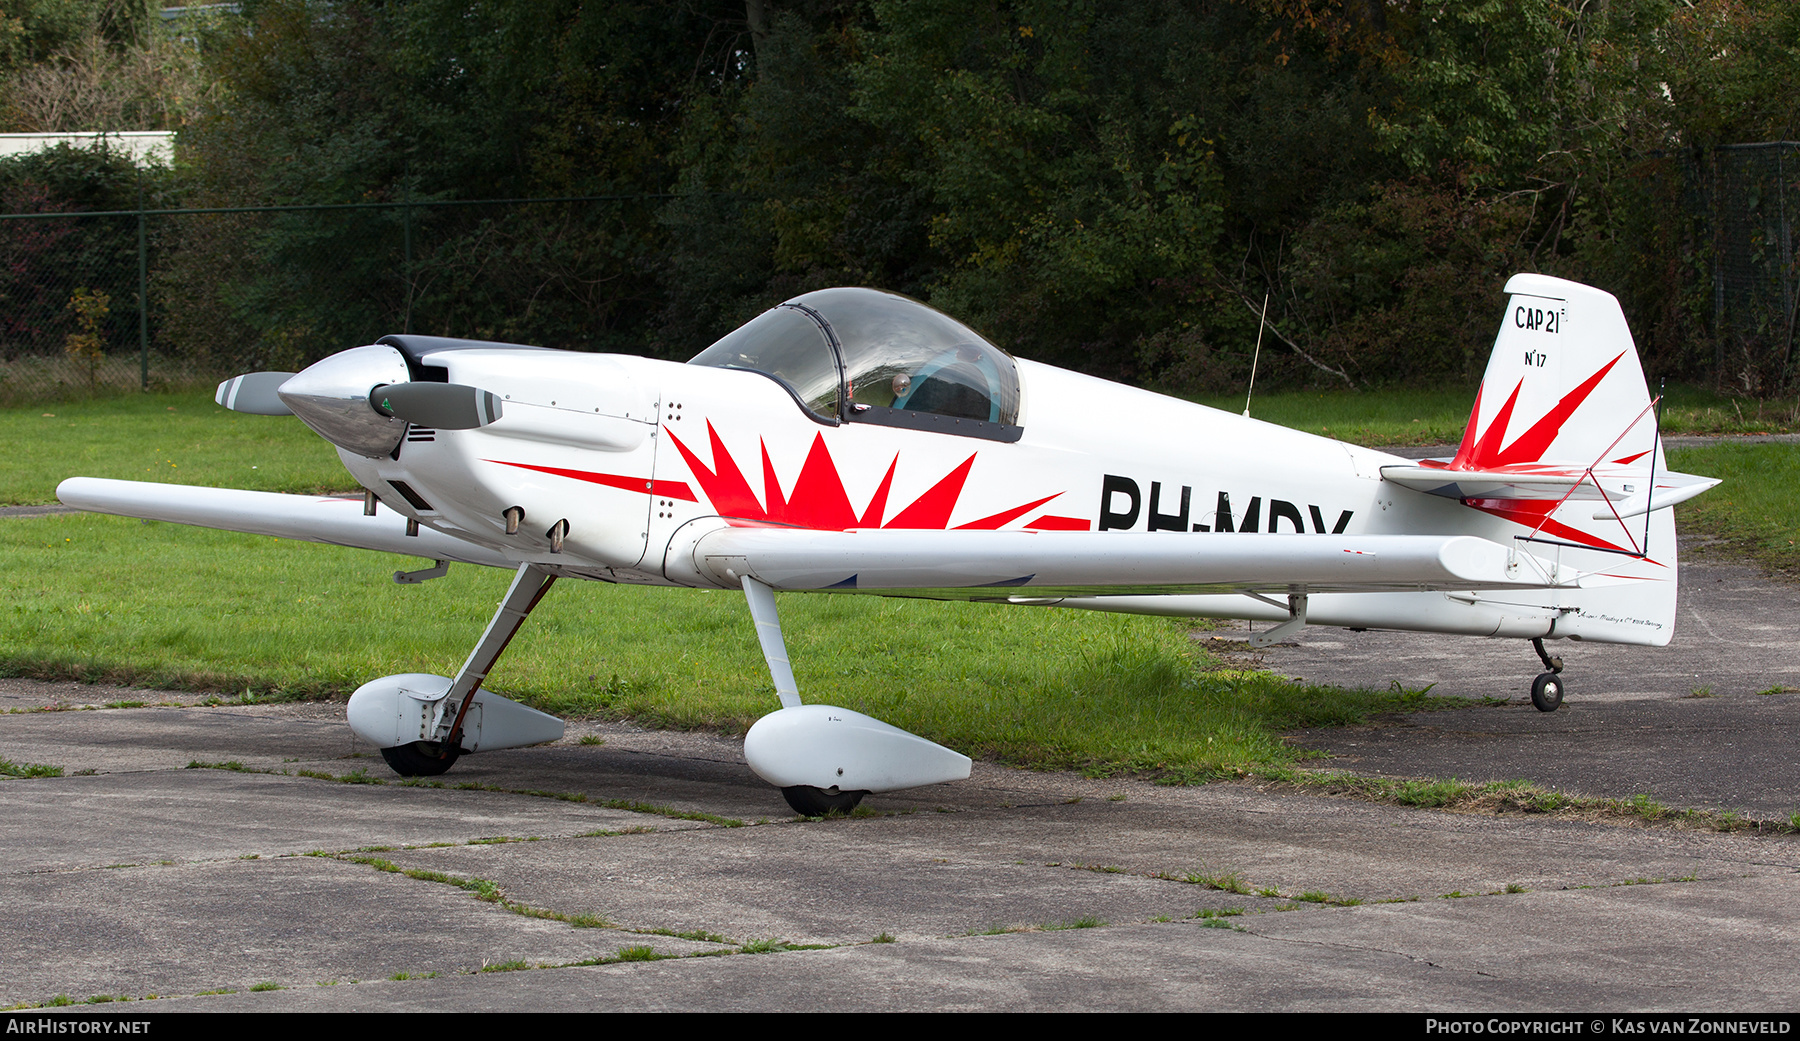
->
736 938 830 953
637 927 728 943
1183 872 1250 894
0 758 63 778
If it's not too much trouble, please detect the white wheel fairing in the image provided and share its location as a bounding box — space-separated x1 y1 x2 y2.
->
347 674 564 753
743 705 971 793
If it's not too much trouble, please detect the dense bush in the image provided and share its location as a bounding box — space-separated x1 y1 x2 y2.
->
0 144 164 365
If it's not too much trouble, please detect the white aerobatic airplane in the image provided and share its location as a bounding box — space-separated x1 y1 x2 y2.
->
58 273 1718 814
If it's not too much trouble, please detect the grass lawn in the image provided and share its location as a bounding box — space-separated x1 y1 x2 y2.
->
1668 442 1800 574
1191 387 1477 445
1188 382 1800 447
2 389 348 505
1195 381 1800 446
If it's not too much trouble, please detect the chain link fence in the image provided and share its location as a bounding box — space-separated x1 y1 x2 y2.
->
0 194 666 404
1697 142 1800 393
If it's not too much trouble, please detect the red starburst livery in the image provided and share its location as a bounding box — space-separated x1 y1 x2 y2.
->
665 421 1068 531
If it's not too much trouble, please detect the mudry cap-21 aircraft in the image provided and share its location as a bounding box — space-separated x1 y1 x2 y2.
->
59 273 1718 814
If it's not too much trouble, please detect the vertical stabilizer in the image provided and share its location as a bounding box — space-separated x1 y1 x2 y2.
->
1451 274 1654 471
1447 275 1677 646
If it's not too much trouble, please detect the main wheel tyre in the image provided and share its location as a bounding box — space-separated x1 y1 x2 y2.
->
781 785 867 816
380 741 462 776
1530 672 1565 713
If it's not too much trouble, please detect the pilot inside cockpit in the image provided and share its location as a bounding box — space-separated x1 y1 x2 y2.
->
853 343 1005 423
690 287 1021 439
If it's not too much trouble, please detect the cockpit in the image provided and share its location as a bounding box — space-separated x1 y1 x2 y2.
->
688 288 1023 442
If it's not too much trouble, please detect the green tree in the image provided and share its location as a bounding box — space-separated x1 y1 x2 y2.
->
171 0 747 365
847 1 1230 370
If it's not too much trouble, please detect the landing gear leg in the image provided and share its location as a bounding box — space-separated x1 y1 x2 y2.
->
741 577 867 815
1529 637 1565 713
379 563 559 774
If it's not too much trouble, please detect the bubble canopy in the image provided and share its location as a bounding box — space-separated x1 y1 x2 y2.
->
688 288 1023 442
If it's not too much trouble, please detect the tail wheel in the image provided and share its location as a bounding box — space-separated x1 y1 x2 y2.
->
781 785 867 816
1530 673 1565 713
380 741 462 776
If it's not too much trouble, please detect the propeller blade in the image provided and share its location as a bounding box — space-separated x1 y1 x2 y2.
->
370 382 504 430
215 372 298 415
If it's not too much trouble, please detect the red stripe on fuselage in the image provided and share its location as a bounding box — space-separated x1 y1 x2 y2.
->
486 460 696 501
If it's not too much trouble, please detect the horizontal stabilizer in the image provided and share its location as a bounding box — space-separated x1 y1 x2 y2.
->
685 527 1575 596
1591 470 1720 520
1381 462 1719 517
1381 463 1620 501
57 477 515 567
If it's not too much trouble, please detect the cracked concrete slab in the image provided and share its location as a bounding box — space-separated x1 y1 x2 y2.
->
129 877 1800 1012
373 786 1798 946
3 855 728 1005
0 769 712 872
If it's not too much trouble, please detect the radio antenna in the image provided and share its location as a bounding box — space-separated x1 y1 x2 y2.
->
1644 378 1664 554
1244 292 1269 418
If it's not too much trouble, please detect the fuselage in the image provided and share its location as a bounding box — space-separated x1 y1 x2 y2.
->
330 350 1415 576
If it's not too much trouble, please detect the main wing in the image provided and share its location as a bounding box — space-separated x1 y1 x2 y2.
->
678 525 1574 598
56 477 515 567
60 478 1575 598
